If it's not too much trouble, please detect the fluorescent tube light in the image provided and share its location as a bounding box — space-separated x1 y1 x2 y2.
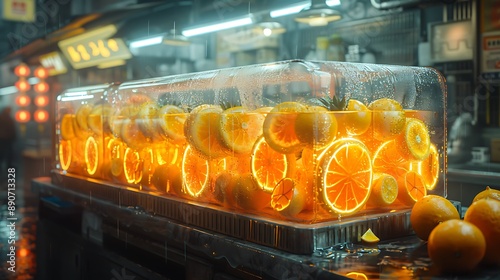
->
326 0 341 6
129 36 163 48
58 94 95 102
182 16 253 37
270 1 310 18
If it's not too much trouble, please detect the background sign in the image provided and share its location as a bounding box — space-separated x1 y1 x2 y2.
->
2 0 35 22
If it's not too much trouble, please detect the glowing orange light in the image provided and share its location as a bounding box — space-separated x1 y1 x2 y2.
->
16 95 31 106
35 95 49 107
18 248 29 257
14 63 30 77
34 109 49 123
34 81 49 93
15 110 31 123
34 66 49 79
15 79 31 92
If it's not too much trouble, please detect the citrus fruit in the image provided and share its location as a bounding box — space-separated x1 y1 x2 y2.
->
345 272 368 280
263 101 307 154
294 105 338 148
155 143 182 166
75 104 93 131
410 195 460 241
72 116 91 139
464 198 500 266
360 228 380 243
316 138 373 216
270 177 306 218
367 98 406 141
60 114 76 140
219 106 265 154
84 136 101 176
472 186 500 203
397 118 430 160
137 102 160 139
120 118 150 150
58 140 72 171
428 219 486 274
342 99 372 136
181 145 211 199
110 157 125 182
397 171 427 205
233 173 270 211
413 144 440 190
108 106 140 138
139 147 155 186
123 147 142 184
372 140 410 180
151 164 182 194
184 105 228 159
87 104 112 135
213 171 236 207
157 105 187 144
251 136 295 193
367 173 398 207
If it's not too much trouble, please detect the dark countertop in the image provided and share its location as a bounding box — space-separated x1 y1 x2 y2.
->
32 177 500 280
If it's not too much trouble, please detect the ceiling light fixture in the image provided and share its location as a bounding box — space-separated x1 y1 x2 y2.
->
253 21 286 37
295 0 342 26
182 16 253 37
129 36 163 48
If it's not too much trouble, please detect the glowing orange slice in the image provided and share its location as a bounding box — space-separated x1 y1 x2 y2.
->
59 140 72 171
182 145 210 198
317 138 373 215
123 147 142 184
84 136 100 176
251 136 293 193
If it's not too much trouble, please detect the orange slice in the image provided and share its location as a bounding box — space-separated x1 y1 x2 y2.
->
158 105 187 144
156 142 182 166
251 136 294 193
372 140 410 180
360 228 380 243
295 105 337 148
182 145 210 198
59 140 72 171
151 164 182 194
367 98 406 141
367 173 398 207
397 118 430 160
87 104 112 135
60 114 76 140
184 105 228 159
271 177 306 218
84 136 101 176
139 147 155 187
317 138 373 216
137 102 160 139
75 104 92 131
397 171 427 205
123 147 142 184
108 106 140 138
213 171 236 207
418 144 440 190
219 106 265 154
342 99 372 136
120 118 150 150
263 101 307 154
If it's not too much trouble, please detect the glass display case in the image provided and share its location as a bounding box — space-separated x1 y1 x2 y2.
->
54 60 446 253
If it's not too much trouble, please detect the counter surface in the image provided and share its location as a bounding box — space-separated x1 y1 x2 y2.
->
33 177 500 280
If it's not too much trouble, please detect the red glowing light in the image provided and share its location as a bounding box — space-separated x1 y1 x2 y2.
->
15 79 31 92
35 95 49 107
34 66 49 79
14 63 30 77
34 109 49 123
16 95 31 106
34 81 49 93
18 248 29 258
15 110 31 123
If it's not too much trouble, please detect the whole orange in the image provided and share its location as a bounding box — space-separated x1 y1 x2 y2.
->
472 186 500 203
428 219 486 274
410 195 460 241
464 198 500 266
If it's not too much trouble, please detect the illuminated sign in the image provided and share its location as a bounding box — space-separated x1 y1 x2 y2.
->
58 25 132 70
3 0 35 22
39 52 68 76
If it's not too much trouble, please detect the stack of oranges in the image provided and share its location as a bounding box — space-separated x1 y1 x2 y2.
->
410 187 500 274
